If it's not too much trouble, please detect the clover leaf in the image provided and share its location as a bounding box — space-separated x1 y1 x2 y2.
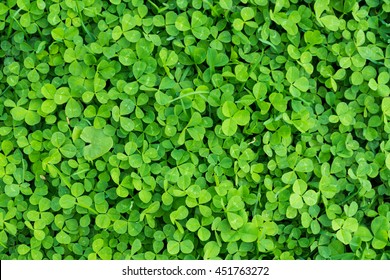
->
80 127 113 161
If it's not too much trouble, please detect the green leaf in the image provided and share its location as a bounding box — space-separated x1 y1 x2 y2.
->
295 158 314 172
262 221 279 236
56 230 71 244
60 144 77 158
122 14 136 31
96 214 111 229
302 190 318 206
219 0 232 10
314 0 330 18
17 244 30 255
227 196 245 212
343 218 358 232
112 26 122 41
304 30 323 45
235 64 249 82
222 118 237 136
222 101 238 118
5 184 20 197
27 69 40 82
290 193 304 209
294 77 310 92
186 218 201 232
180 239 194 254
0 3 9 15
301 212 312 228
382 98 390 117
198 227 211 241
320 15 339 31
207 48 229 68
371 216 389 236
241 7 255 21
203 241 220 259
59 195 76 209
269 92 287 112
336 229 352 245
10 107 27 121
41 100 57 114
25 111 41 126
355 226 373 242
282 171 297 184
175 14 191 31
239 223 258 242
372 236 388 250
192 26 210 40
358 46 384 61
80 127 113 161
227 212 245 230
293 179 307 195
54 88 71 105
233 18 244 31
233 110 250 126
167 240 180 255
51 132 66 148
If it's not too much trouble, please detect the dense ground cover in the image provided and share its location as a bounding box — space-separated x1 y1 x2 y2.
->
0 0 390 260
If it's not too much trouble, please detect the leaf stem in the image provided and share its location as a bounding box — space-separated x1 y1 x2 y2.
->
252 185 262 216
11 11 27 36
75 1 96 41
7 8 22 38
147 0 160 12
275 184 291 197
239 49 265 93
2 85 11 94
75 202 98 215
203 0 219 15
147 0 169 13
47 164 72 189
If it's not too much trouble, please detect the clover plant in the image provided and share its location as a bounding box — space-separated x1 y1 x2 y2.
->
0 0 390 260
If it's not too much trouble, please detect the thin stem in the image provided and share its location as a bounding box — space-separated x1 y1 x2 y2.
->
295 95 312 106
11 10 27 36
147 0 169 13
163 65 173 80
180 98 188 117
75 0 96 40
2 85 11 94
239 49 265 93
7 8 22 38
252 185 261 216
48 164 72 189
75 202 98 215
203 0 219 15
258 38 278 51
22 157 26 182
147 0 160 12
275 184 291 197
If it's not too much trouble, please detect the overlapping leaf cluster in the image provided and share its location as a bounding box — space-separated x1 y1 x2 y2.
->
0 0 390 260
